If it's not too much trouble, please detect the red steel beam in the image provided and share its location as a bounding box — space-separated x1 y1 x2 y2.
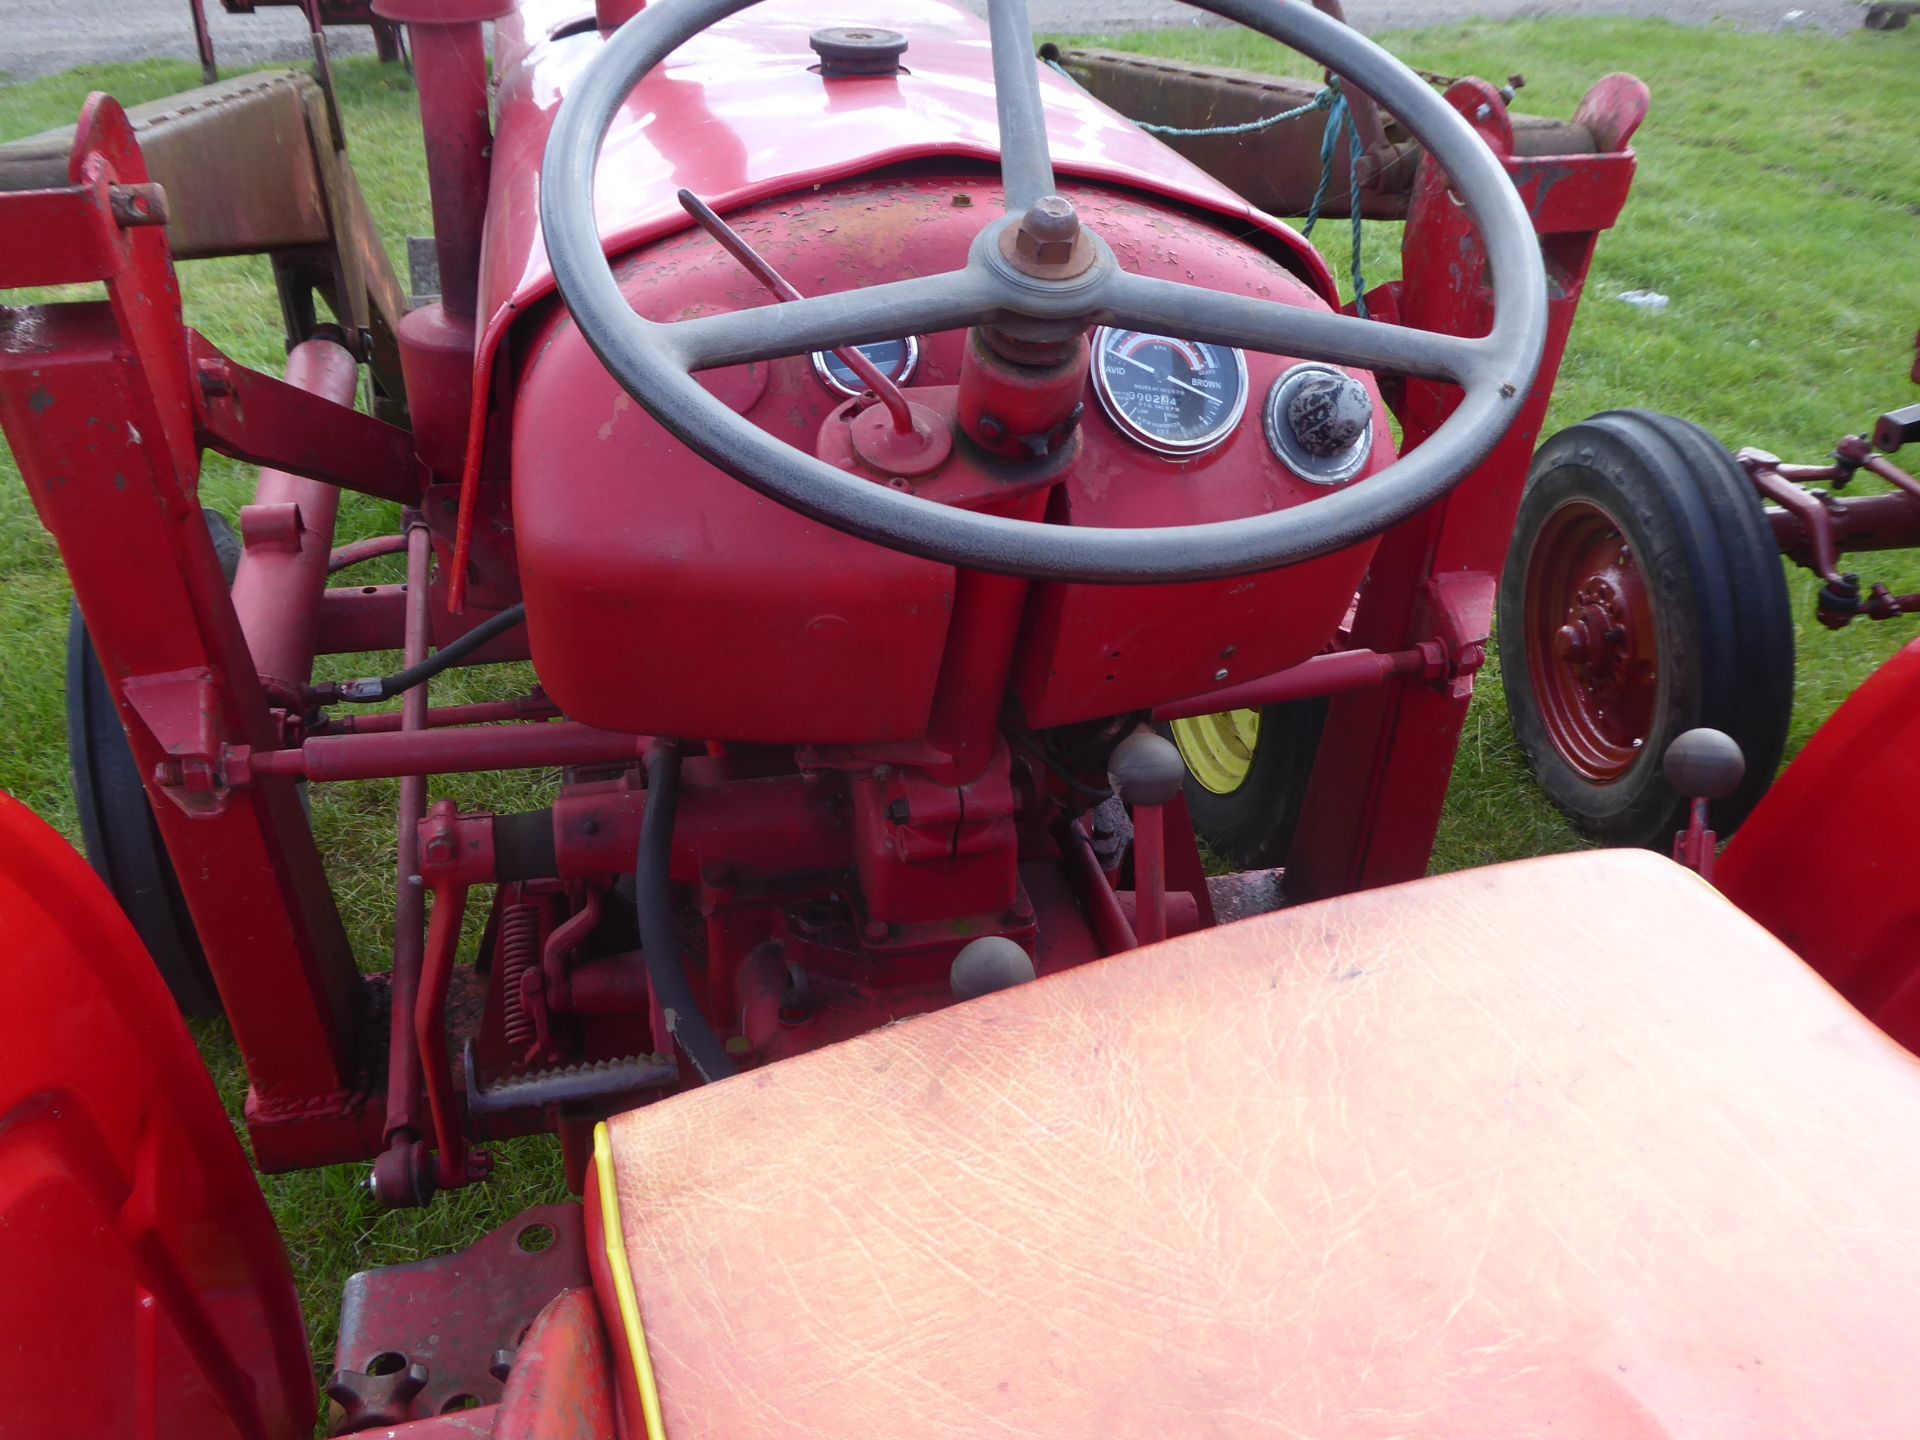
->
190 330 425 505
1285 76 1648 901
1152 644 1441 723
0 313 363 1112
230 337 358 695
237 721 647 783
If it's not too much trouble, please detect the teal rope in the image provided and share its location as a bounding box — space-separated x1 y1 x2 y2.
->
1300 80 1370 319
1043 56 1333 137
1042 57 1369 318
1137 86 1334 138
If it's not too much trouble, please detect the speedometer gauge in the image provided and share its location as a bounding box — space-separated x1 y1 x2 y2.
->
1091 328 1250 457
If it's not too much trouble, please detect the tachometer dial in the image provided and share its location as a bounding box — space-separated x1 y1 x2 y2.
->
1091 328 1250 457
811 337 920 398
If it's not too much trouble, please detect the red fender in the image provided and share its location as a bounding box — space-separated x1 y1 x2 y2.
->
0 794 311 1438
1718 637 1920 1053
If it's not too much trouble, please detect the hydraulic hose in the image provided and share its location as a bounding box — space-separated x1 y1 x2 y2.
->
638 743 738 1083
337 603 526 702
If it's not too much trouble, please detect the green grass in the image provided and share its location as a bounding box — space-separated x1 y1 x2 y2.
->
2 15 1917 1411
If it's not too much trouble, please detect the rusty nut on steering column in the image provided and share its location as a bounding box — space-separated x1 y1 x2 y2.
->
1000 194 1096 281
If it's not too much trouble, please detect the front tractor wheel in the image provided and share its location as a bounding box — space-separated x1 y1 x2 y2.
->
1498 410 1794 849
1165 701 1325 869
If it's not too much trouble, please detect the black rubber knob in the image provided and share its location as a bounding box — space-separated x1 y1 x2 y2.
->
1663 727 1746 801
1108 730 1187 808
1287 372 1371 456
951 937 1036 1001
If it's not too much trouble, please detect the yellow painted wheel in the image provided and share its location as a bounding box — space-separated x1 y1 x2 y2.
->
1160 700 1325 870
1170 708 1262 796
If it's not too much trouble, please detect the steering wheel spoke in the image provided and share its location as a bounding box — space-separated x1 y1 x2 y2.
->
986 0 1057 212
1102 271 1495 386
663 270 997 372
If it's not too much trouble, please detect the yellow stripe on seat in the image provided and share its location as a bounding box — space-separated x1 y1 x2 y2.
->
594 1121 667 1440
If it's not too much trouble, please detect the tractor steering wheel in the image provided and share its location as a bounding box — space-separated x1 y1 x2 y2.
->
542 0 1548 584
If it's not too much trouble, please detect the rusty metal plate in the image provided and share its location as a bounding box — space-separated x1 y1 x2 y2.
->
0 72 331 257
332 1203 591 1427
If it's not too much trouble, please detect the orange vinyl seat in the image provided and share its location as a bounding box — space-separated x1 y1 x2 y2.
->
597 850 1920 1438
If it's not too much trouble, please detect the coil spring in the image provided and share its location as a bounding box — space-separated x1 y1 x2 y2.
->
498 901 542 1055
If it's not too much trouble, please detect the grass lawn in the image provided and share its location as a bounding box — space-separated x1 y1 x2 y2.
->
2 12 1917 1405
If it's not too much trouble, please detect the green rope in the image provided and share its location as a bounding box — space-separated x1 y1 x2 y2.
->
1043 57 1369 318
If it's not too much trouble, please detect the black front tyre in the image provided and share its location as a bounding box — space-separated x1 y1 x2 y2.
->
1497 410 1793 849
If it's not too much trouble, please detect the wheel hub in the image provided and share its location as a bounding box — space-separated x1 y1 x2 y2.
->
1554 574 1634 688
1524 503 1660 784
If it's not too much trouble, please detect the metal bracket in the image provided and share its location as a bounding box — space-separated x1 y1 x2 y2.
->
1418 570 1496 699
121 667 231 815
189 330 424 506
331 1203 591 1427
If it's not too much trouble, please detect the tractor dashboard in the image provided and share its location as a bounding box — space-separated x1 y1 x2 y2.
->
511 171 1391 742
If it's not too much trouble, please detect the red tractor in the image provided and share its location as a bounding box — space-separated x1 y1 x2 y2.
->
12 0 1919 1435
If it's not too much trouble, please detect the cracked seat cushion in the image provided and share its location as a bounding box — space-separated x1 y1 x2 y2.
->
602 849 1920 1438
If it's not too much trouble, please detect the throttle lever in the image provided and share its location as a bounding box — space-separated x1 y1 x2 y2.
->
677 189 916 435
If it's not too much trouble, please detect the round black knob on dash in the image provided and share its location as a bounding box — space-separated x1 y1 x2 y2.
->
810 27 908 77
1286 372 1372 458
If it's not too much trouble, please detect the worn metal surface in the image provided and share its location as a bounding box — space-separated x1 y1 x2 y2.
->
1742 421 1920 627
456 0 1359 597
332 1205 592 1428
190 328 423 502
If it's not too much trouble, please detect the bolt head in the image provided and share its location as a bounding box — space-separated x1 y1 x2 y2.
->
1013 194 1081 267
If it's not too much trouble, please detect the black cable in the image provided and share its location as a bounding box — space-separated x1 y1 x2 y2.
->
637 744 737 1083
336 603 527 702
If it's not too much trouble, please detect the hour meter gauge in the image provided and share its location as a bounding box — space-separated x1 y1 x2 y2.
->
1091 327 1250 457
811 336 920 398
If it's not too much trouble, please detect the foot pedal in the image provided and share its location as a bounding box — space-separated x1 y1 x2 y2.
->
464 1044 677 1115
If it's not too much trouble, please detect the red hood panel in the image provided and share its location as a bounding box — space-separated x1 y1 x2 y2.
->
480 0 1335 327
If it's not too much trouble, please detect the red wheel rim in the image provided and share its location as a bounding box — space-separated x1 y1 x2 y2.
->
1522 498 1661 783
